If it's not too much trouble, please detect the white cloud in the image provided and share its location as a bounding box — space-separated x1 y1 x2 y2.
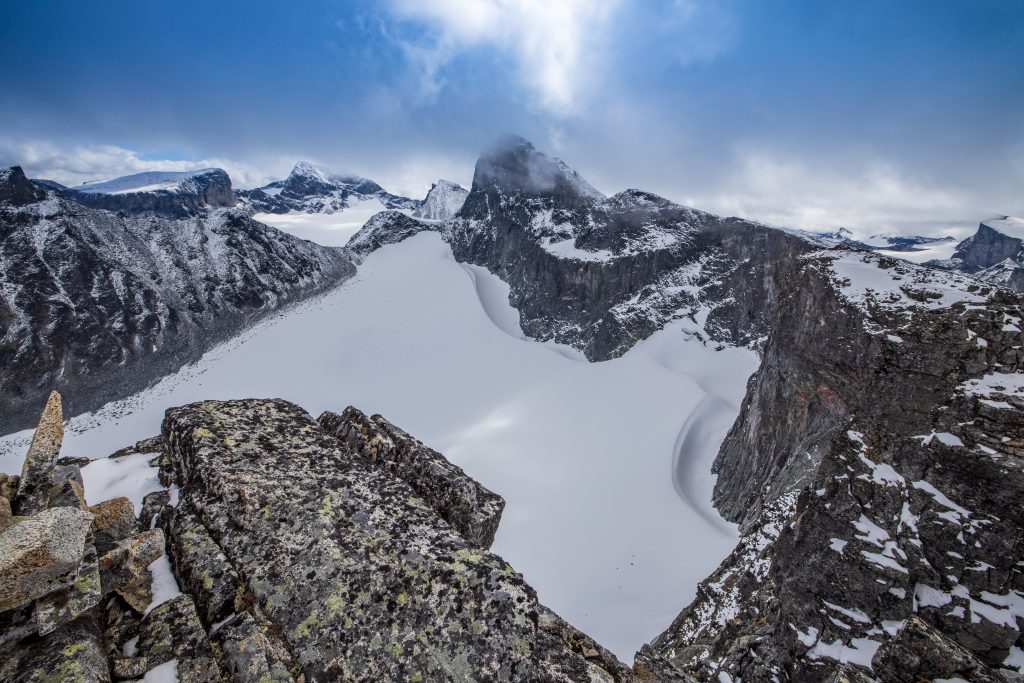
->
0 138 280 190
385 0 620 115
700 149 979 238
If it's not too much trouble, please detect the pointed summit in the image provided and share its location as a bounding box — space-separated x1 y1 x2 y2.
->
14 391 64 516
413 180 468 221
466 135 604 209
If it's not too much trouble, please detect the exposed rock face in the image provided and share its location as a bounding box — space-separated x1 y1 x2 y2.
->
0 168 355 433
237 160 419 215
413 179 469 221
59 168 236 217
161 398 633 681
2 392 636 681
639 287 1024 680
928 217 1024 293
14 390 63 515
346 210 438 258
319 406 505 548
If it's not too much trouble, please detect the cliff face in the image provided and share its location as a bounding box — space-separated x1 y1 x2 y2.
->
0 167 355 434
60 169 237 218
639 292 1024 681
0 394 636 682
928 217 1024 293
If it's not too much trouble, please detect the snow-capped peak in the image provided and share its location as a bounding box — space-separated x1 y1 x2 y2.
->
980 215 1024 240
288 161 368 188
413 179 468 221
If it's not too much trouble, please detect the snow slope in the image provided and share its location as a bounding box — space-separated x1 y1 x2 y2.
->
0 232 756 660
253 197 391 246
70 169 220 195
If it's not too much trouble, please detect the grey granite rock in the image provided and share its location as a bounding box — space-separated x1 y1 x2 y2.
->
161 398 633 682
14 391 64 515
90 497 139 556
0 506 94 612
98 530 165 613
0 615 111 683
136 595 220 682
319 406 505 548
163 502 241 626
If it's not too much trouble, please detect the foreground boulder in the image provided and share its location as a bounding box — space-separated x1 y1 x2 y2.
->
161 398 631 681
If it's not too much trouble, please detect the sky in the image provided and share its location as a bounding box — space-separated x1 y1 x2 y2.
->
1 0 1022 237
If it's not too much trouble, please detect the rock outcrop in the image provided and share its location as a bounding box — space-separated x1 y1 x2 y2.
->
1 393 636 682
0 166 355 433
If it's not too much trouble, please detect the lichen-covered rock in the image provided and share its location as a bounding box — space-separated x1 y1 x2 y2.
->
872 616 1012 683
163 502 240 625
319 406 505 548
90 497 139 555
0 506 94 612
162 398 632 682
32 539 102 636
98 530 164 613
0 614 111 683
138 490 171 531
14 391 64 516
216 613 296 683
47 463 88 510
136 595 219 683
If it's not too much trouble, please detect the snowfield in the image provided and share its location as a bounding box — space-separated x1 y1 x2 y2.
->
0 230 757 661
253 196 392 245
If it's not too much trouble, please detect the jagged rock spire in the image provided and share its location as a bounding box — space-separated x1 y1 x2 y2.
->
14 391 64 516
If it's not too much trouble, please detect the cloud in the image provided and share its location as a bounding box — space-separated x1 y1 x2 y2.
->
700 148 979 238
385 0 621 115
0 139 280 190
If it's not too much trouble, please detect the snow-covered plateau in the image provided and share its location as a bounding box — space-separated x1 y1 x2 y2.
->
0 227 758 661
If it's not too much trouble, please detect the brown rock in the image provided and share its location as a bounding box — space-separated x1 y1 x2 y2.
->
14 391 64 516
90 497 139 555
0 506 94 612
98 529 165 612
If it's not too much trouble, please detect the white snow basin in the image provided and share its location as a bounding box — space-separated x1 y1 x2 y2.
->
0 232 757 661
253 196 392 246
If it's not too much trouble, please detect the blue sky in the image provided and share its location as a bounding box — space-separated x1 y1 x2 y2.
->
1 0 1022 235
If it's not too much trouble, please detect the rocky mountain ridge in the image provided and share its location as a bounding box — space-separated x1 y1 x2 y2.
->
0 166 355 434
53 169 237 218
350 137 1024 680
0 391 636 682
236 161 419 215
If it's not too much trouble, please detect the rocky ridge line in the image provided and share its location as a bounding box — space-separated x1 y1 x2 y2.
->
0 392 637 682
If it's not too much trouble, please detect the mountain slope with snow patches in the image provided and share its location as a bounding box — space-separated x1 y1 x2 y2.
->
0 166 353 433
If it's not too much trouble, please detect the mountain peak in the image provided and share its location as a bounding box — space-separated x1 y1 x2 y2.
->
413 179 468 221
0 166 47 206
467 135 604 207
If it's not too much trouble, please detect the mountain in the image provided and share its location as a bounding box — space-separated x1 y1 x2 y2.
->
924 216 1024 292
0 165 354 434
57 168 236 217
236 161 419 215
351 137 1024 681
859 232 957 252
412 179 468 221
